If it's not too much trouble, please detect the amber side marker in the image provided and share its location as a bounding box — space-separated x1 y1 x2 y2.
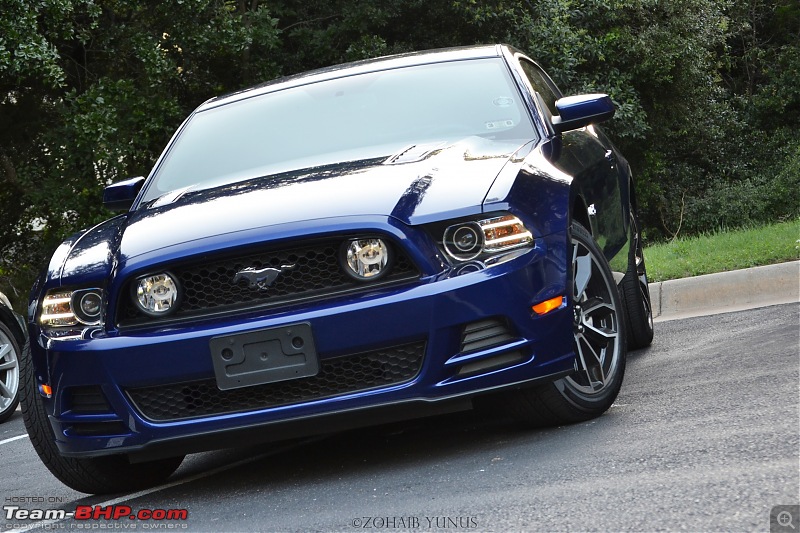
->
532 296 564 315
39 384 53 398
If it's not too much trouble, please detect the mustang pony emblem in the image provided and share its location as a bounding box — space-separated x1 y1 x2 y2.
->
233 264 295 290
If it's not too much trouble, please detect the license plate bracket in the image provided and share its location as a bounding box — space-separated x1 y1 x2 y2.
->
210 323 319 391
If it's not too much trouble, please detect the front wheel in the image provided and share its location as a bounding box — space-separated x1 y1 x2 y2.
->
503 221 627 426
20 343 184 494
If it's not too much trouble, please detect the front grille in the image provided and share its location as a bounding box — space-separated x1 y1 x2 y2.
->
126 341 426 422
118 238 418 326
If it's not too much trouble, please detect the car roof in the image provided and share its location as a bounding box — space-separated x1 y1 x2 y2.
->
198 44 509 112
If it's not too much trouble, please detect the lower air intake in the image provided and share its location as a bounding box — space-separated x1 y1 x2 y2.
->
127 341 426 422
460 318 516 353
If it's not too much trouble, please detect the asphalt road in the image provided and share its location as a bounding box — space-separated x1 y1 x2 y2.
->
2 303 798 532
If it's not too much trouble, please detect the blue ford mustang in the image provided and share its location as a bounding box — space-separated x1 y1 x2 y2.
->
22 44 653 493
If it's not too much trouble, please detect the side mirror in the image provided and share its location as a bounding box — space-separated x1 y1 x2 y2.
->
551 94 615 134
103 176 146 211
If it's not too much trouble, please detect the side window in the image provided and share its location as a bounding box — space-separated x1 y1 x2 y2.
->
519 60 561 116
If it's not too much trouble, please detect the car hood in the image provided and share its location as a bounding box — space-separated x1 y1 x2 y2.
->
56 137 531 282
125 137 529 255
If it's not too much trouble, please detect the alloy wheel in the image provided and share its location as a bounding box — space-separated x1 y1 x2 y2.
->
566 232 622 396
0 327 20 417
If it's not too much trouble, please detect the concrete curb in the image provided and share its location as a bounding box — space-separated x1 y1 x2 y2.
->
649 260 800 322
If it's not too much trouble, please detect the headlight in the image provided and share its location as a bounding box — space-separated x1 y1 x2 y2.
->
40 288 105 328
342 238 391 281
40 291 77 327
481 214 533 252
134 273 180 317
74 289 103 324
444 223 483 261
441 213 533 262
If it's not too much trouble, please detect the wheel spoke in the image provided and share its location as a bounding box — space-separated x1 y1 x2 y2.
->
574 252 592 299
583 335 605 369
574 336 602 390
0 380 12 399
0 343 10 359
584 321 617 341
578 336 605 390
0 361 16 371
582 297 614 318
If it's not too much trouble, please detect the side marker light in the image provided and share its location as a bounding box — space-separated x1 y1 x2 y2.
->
532 296 564 315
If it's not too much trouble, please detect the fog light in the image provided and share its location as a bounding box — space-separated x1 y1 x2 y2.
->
343 239 390 280
134 273 179 316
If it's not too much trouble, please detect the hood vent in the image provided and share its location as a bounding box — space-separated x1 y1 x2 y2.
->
384 141 448 165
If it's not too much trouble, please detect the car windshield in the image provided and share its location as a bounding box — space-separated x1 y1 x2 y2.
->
142 58 535 202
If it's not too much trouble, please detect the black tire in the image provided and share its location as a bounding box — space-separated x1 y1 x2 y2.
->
19 342 184 494
0 321 21 423
503 221 627 426
621 208 654 349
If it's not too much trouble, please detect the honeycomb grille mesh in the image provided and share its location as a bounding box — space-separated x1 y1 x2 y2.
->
118 239 418 325
126 341 426 421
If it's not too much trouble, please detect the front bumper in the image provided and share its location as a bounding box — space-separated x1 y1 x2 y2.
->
31 232 574 459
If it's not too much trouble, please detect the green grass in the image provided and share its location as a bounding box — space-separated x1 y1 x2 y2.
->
644 218 800 282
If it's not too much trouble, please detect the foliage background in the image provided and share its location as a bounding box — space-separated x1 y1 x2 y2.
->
1 0 798 302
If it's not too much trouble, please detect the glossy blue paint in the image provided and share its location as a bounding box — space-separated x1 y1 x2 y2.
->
28 44 633 460
116 137 530 261
552 94 615 133
34 238 574 455
102 176 145 211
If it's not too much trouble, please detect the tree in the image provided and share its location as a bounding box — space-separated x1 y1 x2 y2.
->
1 0 797 302
0 0 280 299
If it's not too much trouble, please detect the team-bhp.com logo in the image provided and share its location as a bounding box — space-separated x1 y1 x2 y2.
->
4 504 188 522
